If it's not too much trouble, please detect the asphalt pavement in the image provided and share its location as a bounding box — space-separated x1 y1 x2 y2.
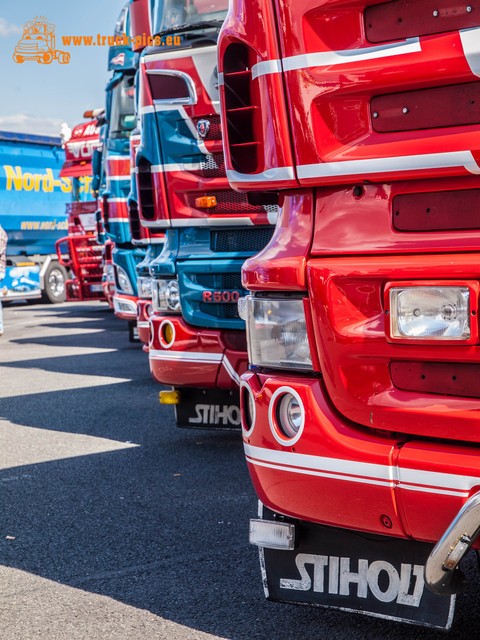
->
1 301 480 640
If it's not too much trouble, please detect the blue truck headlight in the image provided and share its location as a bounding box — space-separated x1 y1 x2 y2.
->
137 276 152 299
240 296 312 371
116 266 134 296
388 285 471 340
152 278 181 314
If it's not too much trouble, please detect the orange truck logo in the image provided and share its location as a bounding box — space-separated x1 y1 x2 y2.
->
13 16 70 65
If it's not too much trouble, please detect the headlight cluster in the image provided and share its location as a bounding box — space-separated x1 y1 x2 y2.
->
151 278 181 314
115 266 134 296
137 276 152 299
239 296 312 371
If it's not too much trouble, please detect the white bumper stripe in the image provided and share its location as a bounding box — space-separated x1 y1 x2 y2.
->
244 444 480 497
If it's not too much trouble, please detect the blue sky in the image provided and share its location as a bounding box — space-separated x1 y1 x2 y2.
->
1 1 126 136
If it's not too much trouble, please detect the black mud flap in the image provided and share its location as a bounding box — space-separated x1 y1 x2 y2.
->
175 388 241 430
128 320 140 343
260 508 455 630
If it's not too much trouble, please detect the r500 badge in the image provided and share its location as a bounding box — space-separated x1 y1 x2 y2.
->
202 290 244 303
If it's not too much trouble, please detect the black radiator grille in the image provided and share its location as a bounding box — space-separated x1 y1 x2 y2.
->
200 303 239 319
211 226 275 253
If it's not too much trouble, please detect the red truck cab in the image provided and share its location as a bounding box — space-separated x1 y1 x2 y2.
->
219 0 480 628
56 117 105 301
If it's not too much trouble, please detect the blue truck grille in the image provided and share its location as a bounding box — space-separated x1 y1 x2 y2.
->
177 259 247 330
196 273 243 290
200 303 239 319
211 226 274 253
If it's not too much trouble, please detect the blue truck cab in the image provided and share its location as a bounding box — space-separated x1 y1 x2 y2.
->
135 0 277 428
97 6 146 334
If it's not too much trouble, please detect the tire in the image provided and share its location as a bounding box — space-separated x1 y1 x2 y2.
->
39 51 53 64
58 51 70 64
41 263 67 303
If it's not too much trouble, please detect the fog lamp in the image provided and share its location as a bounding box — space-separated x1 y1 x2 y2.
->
159 319 175 348
249 519 295 550
241 382 256 436
269 387 305 445
277 394 302 438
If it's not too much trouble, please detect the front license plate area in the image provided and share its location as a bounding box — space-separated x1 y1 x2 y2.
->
175 388 240 430
261 509 455 629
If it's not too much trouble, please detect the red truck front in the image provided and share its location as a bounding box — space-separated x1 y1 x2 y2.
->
219 0 480 628
56 116 105 301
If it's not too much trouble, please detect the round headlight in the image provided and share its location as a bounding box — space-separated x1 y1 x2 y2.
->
277 394 302 438
269 387 305 445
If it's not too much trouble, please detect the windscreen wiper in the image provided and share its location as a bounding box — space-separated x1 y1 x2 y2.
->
154 20 224 39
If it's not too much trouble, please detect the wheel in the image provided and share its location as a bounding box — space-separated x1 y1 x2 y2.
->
58 51 70 64
39 51 53 64
13 54 24 63
41 263 67 303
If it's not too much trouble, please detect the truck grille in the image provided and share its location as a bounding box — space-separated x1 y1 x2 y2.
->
137 158 155 220
189 190 273 215
192 115 222 140
196 273 244 290
189 153 226 178
211 226 274 253
200 302 239 319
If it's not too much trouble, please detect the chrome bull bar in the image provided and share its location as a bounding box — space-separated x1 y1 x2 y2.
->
425 490 480 595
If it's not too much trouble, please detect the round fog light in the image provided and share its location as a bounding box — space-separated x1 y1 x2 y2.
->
269 387 305 445
159 319 175 348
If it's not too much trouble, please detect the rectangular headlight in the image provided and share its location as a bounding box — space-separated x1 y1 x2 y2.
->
387 284 473 341
137 276 152 299
104 263 115 283
240 296 312 370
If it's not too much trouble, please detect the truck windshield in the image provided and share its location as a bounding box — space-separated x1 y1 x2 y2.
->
110 74 136 139
154 0 228 35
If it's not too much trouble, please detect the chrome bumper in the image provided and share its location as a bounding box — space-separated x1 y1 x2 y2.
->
425 490 480 595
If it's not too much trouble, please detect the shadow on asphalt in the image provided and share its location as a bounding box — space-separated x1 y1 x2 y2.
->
3 304 480 640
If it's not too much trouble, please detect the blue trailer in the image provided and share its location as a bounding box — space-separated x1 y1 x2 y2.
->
0 131 70 302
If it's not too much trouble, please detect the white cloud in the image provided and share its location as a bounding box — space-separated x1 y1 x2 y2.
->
0 17 22 37
0 114 66 137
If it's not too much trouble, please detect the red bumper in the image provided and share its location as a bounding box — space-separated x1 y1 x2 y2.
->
148 313 247 388
240 370 480 545
103 281 115 308
137 298 153 346
113 293 138 320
